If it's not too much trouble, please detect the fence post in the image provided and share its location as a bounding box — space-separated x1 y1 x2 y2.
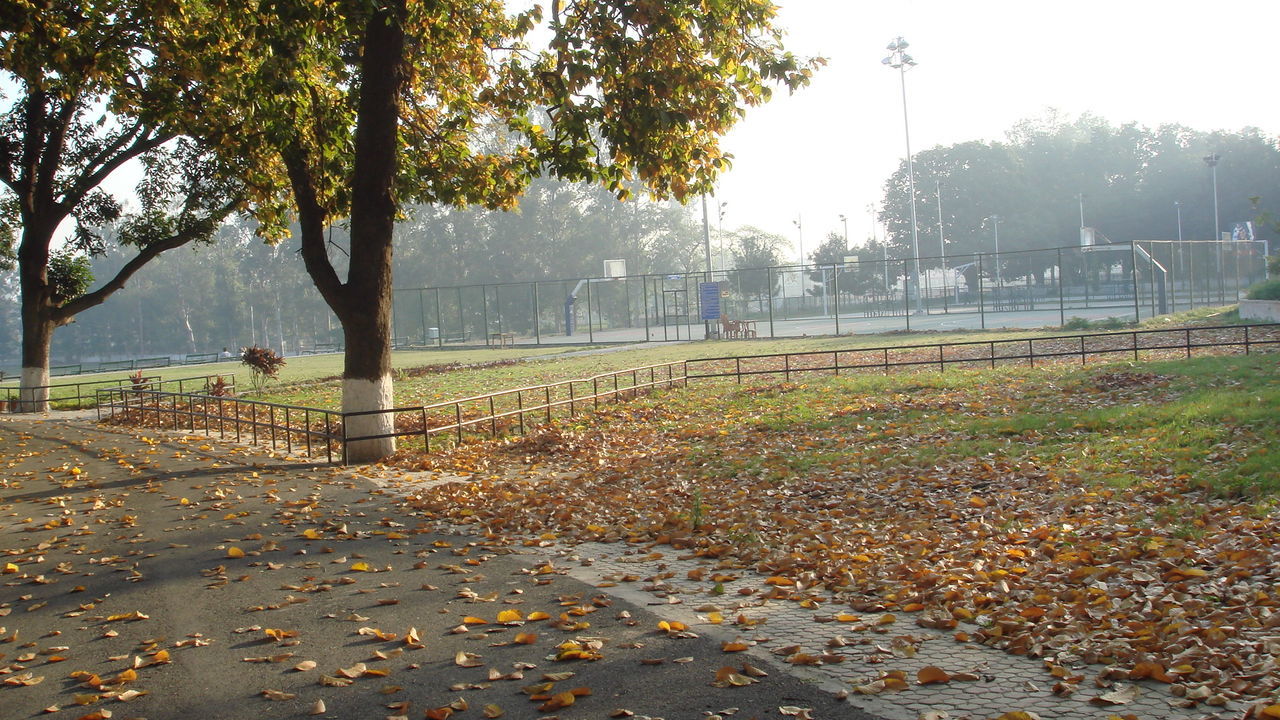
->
454 404 463 444
533 283 542 345
423 408 430 452
833 267 841 336
1130 242 1141 323
767 267 775 339
1057 248 1065 326
978 255 986 329
489 396 497 437
903 260 911 331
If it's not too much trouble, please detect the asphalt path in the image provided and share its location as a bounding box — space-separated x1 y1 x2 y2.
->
0 414 874 720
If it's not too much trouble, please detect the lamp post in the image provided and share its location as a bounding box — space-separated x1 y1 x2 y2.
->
1076 193 1086 227
839 214 849 252
793 216 804 265
883 36 923 314
1204 153 1223 298
987 214 1003 286
701 194 713 339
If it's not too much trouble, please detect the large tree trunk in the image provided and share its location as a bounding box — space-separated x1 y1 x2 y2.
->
327 2 406 463
18 297 53 413
17 219 56 413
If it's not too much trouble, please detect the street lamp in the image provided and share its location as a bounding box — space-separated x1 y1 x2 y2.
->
1076 193 1086 228
839 214 849 253
883 36 924 314
987 214 1004 286
1204 153 1224 299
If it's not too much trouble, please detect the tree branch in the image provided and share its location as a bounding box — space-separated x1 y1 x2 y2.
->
283 142 346 316
58 128 172 215
52 198 240 323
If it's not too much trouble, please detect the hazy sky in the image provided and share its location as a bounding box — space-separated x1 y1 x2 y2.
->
711 0 1280 262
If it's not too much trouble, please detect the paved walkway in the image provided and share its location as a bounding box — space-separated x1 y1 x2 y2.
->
0 413 859 720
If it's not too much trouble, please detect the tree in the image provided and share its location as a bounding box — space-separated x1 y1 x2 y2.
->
879 113 1280 288
1 3 239 410
179 1 818 461
730 226 786 298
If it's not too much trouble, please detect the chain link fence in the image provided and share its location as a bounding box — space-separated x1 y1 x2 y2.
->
391 240 1270 346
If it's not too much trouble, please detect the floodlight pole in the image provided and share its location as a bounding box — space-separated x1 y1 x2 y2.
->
1204 153 1223 298
883 36 924 314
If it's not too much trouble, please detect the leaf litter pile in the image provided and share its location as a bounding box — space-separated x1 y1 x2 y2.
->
402 354 1280 713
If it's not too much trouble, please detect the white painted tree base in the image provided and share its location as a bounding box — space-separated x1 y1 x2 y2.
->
18 367 50 413
342 375 396 462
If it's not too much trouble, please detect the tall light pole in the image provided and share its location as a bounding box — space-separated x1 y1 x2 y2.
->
883 36 923 314
1076 193 1086 227
987 214 1003 286
1204 154 1221 241
839 214 849 252
1204 153 1223 299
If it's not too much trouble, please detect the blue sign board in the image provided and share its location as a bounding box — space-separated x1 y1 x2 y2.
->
698 282 721 321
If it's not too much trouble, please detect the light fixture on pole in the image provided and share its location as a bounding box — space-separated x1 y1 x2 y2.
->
987 214 1004 286
883 36 924 314
1076 193 1086 228
839 214 849 252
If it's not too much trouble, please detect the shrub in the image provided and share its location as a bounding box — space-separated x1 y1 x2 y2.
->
207 375 233 397
240 346 286 394
1246 279 1280 301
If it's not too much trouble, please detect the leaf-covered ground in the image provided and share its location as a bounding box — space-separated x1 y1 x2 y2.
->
398 353 1280 710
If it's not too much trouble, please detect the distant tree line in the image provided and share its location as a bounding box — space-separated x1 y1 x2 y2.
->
0 179 706 364
873 113 1280 283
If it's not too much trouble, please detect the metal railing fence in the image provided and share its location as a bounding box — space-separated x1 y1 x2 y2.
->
1 373 234 411
96 384 340 463
92 324 1278 465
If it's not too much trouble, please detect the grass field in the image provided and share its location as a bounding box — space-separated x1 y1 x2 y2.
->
4 303 1250 409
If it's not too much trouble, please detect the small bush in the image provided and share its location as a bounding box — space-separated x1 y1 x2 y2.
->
207 375 233 397
1246 279 1280 301
240 346 286 394
1063 316 1129 331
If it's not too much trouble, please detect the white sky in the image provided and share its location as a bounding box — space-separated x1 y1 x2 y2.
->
712 0 1280 262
